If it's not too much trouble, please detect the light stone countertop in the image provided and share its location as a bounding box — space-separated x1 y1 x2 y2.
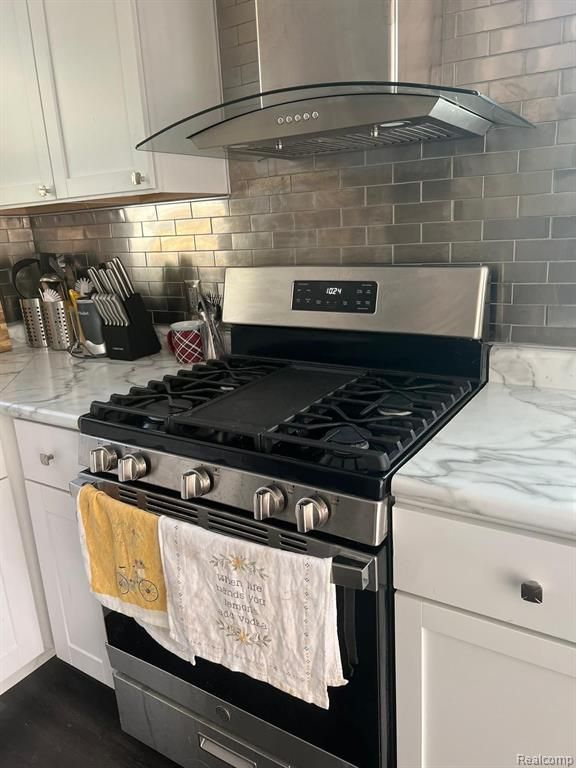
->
392 345 576 541
0 325 181 431
1 327 574 539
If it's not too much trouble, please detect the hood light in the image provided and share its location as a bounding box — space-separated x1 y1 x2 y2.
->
379 121 408 128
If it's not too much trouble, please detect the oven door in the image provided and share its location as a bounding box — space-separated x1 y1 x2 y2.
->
71 475 390 768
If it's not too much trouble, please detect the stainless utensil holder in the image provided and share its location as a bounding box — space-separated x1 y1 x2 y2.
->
20 298 52 348
43 299 74 350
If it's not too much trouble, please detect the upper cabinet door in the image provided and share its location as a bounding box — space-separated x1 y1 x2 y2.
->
27 0 155 199
0 0 55 206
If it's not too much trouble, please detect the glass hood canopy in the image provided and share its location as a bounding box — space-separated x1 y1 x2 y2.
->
136 82 532 161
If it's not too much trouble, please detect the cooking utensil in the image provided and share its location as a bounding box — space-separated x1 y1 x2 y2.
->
75 277 94 297
42 287 62 302
11 258 42 299
111 258 134 296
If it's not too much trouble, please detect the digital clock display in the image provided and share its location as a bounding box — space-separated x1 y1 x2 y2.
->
292 280 377 313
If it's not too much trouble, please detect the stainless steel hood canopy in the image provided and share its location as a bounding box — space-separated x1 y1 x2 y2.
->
137 0 531 160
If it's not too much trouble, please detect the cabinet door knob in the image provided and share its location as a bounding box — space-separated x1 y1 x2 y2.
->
39 453 55 466
37 184 52 197
130 171 145 186
521 580 543 604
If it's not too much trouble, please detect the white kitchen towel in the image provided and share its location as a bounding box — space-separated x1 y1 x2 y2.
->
158 517 347 709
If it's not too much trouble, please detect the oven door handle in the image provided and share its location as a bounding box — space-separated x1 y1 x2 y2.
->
198 734 256 768
70 478 377 591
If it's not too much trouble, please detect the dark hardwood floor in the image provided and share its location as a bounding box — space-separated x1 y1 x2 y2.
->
0 658 178 768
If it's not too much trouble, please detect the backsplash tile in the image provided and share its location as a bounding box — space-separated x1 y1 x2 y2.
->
0 0 575 344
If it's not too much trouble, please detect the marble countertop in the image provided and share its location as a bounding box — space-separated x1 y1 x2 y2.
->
392 345 576 540
2 327 574 539
0 326 181 431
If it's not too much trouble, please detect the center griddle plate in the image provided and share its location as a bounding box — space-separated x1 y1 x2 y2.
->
169 365 360 435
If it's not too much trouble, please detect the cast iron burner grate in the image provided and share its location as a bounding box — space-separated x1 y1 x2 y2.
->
87 357 286 431
261 374 472 472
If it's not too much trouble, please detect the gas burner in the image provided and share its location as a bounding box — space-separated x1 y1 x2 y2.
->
324 424 372 452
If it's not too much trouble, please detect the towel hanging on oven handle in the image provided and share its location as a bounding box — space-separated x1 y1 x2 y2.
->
69 477 377 592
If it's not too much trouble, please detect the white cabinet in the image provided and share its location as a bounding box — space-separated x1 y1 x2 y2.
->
0 477 45 693
0 0 55 206
26 480 112 686
395 594 576 768
0 0 228 209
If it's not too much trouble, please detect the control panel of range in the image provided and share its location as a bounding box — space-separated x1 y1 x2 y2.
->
81 437 388 545
292 280 377 313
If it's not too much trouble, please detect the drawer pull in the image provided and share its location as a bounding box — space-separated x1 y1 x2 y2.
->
199 734 256 768
521 580 543 604
39 453 55 466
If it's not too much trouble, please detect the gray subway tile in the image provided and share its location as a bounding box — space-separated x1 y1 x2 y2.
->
124 205 157 222
180 251 216 267
456 1 523 35
341 246 393 264
510 325 576 345
367 183 420 205
451 241 514 262
564 14 576 40
293 209 341 229
502 262 548 282
315 151 365 169
272 230 317 248
516 239 576 260
422 135 485 157
230 196 270 215
247 176 291 196
485 171 552 197
548 262 576 282
519 192 576 217
394 243 450 263
547 306 576 326
214 250 253 267
218 1 255 29
522 94 576 123
484 217 550 239
444 31 489 62
526 41 576 72
500 305 547 326
267 157 314 176
270 192 315 212
250 213 294 231
294 247 341 265
395 201 451 223
367 224 421 244
423 221 483 242
489 72 560 103
527 0 576 22
232 231 273 249
252 249 295 266
341 165 392 187
454 151 518 176
486 123 556 152
422 177 483 200
194 234 233 251
394 158 451 183
489 19 562 53
317 228 365 246
191 199 229 217
455 51 523 85
561 68 576 94
314 188 365 208
514 284 576 305
366 145 421 165
211 215 251 233
552 216 576 237
454 196 518 219
519 145 576 171
558 119 576 144
342 206 393 226
292 171 340 192
554 169 576 192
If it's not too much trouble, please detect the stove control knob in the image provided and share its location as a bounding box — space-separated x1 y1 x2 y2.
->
181 467 212 499
253 485 285 521
118 453 148 482
89 445 119 473
295 496 330 533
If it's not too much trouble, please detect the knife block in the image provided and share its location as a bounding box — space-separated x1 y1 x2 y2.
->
101 293 161 360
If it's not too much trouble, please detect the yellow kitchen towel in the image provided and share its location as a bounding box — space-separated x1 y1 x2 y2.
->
77 484 168 627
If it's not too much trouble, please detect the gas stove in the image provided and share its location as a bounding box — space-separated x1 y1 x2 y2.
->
79 266 489 547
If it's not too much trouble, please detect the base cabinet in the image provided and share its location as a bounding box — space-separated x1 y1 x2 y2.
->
25 481 112 686
395 593 576 768
0 477 45 693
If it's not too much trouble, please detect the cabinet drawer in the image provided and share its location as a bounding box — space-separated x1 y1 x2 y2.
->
394 506 576 643
15 419 80 491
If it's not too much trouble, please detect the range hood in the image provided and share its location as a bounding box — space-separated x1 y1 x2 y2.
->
137 0 531 161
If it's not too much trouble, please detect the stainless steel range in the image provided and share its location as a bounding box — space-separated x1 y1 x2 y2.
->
72 265 489 768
